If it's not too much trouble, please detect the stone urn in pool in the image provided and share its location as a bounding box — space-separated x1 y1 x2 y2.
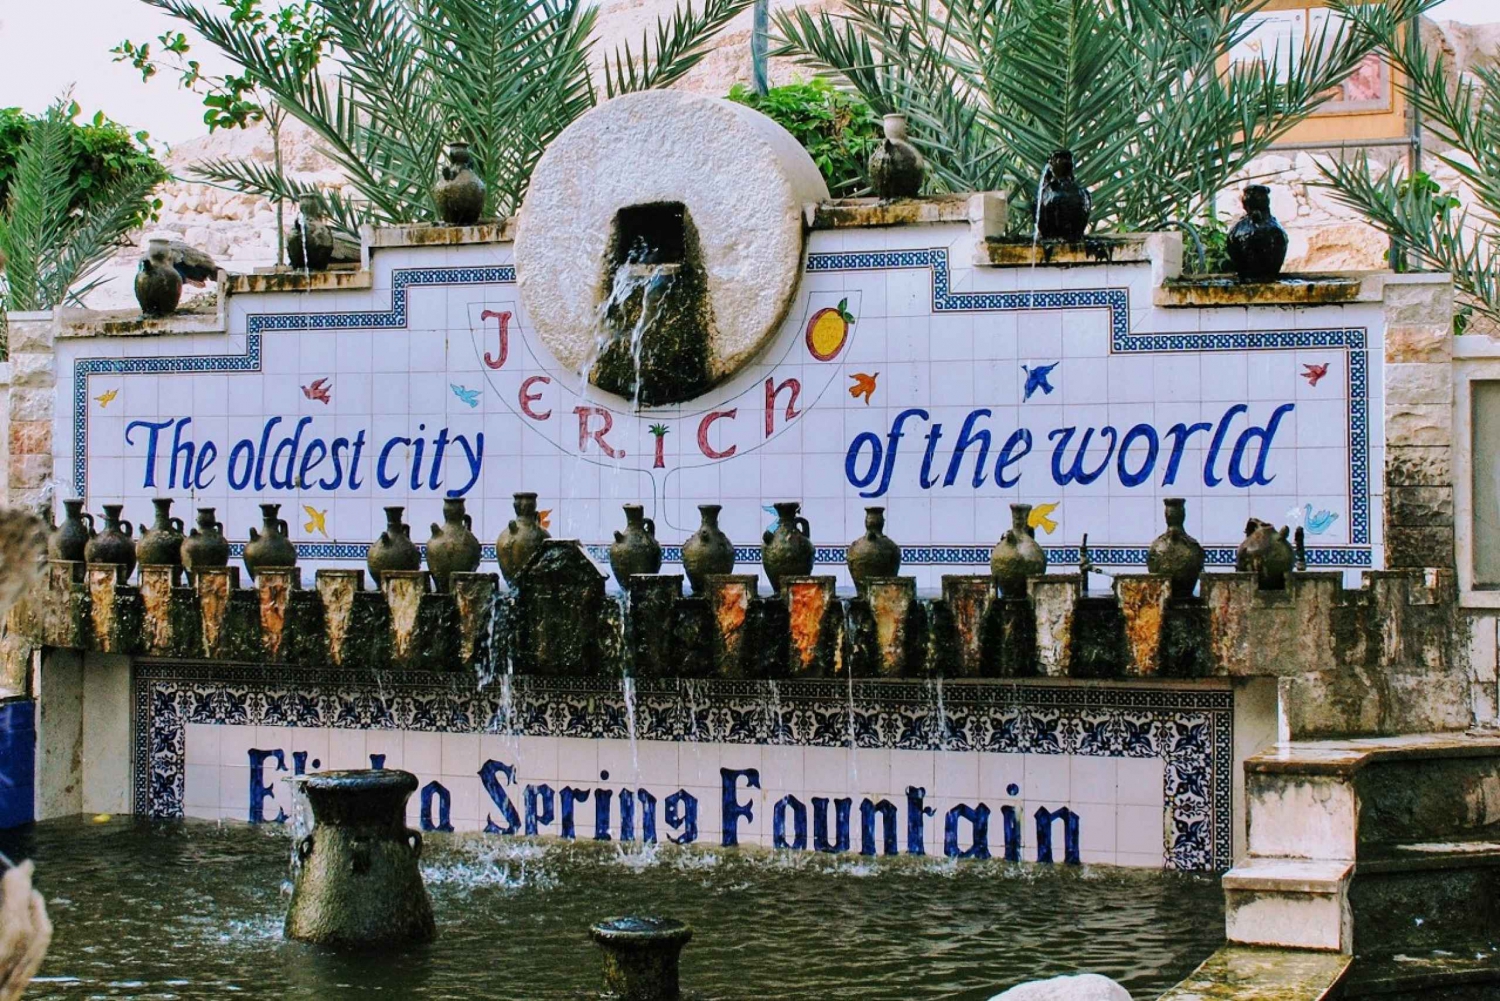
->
182 507 230 573
990 503 1047 598
681 504 734 595
1237 518 1295 590
496 492 550 585
762 501 813 592
243 503 297 580
84 505 136 578
1146 498 1204 598
47 499 94 562
367 506 421 585
136 498 186 571
590 916 693 1001
847 506 900 591
425 498 482 591
609 504 662 587
285 769 435 949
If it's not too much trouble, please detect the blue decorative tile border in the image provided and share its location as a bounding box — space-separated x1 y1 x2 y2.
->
133 662 1233 870
71 251 1372 568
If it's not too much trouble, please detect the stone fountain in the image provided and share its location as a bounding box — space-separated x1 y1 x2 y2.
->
591 916 694 1001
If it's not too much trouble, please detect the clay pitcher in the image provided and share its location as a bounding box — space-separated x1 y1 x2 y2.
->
243 503 297 580
1036 149 1092 242
425 498 482 591
288 192 335 272
182 507 230 574
495 492 550 585
1226 185 1289 283
762 501 813 593
85 504 136 578
367 506 421 585
134 237 182 318
48 499 94 562
1236 518 1295 590
136 498 186 571
285 769 435 948
609 504 663 587
433 141 486 226
1146 497 1205 598
847 506 901 591
681 504 734 595
869 114 924 199
990 503 1047 598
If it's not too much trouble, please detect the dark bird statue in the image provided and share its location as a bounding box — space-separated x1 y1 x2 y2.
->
167 241 221 287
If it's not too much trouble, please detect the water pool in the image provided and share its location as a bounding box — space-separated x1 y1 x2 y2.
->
1 818 1223 1000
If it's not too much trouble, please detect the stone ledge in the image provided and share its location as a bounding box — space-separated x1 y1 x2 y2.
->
807 192 1006 236
1159 946 1351 1001
222 268 372 296
1223 858 1354 894
1246 731 1500 777
979 233 1153 268
55 306 224 339
1155 273 1369 308
365 219 517 249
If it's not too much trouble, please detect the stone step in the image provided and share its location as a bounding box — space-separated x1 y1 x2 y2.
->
1223 858 1353 952
1245 735 1500 861
1349 849 1500 956
1341 948 1500 999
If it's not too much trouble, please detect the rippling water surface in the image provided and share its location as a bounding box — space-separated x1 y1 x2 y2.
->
0 818 1223 1000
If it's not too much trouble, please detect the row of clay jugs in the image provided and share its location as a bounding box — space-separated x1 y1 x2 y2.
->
847 506 900 590
184 507 230 572
1237 518 1295 589
496 492 549 585
991 503 1047 598
608 504 662 587
681 504 734 595
763 501 814 593
427 498 483 590
1146 497 1205 597
367 506 421 585
136 498 186 569
244 503 297 580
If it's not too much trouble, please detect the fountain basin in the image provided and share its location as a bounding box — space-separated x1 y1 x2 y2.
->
591 916 693 1000
284 769 436 949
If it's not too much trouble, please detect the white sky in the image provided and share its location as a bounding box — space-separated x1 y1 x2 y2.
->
0 0 1496 145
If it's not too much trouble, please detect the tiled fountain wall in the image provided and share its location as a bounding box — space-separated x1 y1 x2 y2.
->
0 202 1476 870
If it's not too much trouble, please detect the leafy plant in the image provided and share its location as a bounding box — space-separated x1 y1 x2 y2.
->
772 0 1384 234
0 98 164 344
728 78 882 195
134 0 752 241
1316 0 1497 329
0 104 165 232
116 1 329 263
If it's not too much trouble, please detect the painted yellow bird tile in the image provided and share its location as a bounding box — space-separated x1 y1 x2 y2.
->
1028 502 1060 535
538 509 553 531
94 388 119 408
303 505 329 538
848 372 879 405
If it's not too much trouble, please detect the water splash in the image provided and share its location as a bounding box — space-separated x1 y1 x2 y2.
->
622 675 641 778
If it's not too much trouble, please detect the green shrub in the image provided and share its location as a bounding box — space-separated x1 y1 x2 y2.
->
728 79 880 196
0 103 166 232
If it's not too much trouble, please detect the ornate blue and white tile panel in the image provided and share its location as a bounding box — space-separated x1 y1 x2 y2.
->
136 663 1233 871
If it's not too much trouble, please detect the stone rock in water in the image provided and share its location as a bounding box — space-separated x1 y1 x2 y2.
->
989 973 1132 1001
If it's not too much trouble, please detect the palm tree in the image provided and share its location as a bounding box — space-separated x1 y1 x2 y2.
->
0 98 162 322
142 0 752 239
773 0 1383 236
1316 0 1497 330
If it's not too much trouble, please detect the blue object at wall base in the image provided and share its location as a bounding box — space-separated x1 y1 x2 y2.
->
0 700 36 829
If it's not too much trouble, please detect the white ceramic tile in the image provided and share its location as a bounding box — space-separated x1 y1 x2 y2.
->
1116 756 1166 806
